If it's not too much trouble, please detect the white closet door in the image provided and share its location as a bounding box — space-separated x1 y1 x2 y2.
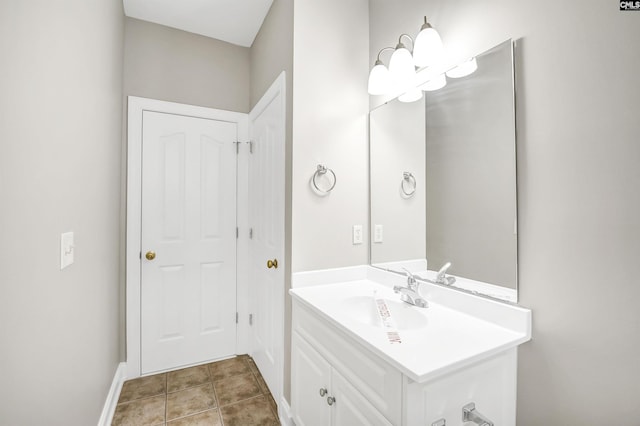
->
140 111 237 374
248 75 286 402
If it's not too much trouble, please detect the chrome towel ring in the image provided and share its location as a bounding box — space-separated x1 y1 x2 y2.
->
401 171 416 197
312 164 336 195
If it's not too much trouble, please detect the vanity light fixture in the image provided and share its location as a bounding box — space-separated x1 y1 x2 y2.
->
446 57 478 78
368 47 395 95
398 87 423 103
418 73 447 92
389 34 416 89
368 16 445 98
412 16 444 67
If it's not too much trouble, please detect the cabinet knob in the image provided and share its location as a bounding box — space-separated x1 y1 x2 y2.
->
319 388 327 397
326 396 336 406
267 258 278 269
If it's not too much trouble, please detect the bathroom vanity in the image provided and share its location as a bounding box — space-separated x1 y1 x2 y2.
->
290 267 531 426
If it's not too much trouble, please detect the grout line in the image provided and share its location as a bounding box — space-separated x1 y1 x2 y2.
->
166 408 219 424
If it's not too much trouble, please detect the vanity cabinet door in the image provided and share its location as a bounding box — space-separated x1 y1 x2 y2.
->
331 369 393 426
291 332 332 426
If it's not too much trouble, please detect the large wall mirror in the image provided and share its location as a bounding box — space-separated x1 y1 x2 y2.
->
369 39 518 302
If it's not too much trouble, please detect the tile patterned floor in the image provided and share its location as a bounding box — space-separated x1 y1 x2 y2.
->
112 355 279 426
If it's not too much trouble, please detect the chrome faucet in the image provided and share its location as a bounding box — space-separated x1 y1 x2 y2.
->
435 261 456 286
418 261 456 286
394 269 428 308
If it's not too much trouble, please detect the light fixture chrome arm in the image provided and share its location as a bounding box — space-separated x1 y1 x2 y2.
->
396 33 415 52
374 46 395 65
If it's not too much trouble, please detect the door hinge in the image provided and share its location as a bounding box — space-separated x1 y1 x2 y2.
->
249 228 253 239
236 227 239 239
139 251 142 260
236 312 239 324
234 141 240 154
249 313 253 326
247 140 254 154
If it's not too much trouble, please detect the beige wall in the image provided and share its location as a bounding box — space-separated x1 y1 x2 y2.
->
249 0 295 404
0 0 124 424
370 99 426 265
292 0 370 272
124 17 250 112
370 0 640 423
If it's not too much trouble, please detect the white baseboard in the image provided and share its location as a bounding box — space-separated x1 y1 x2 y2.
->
278 396 294 426
98 362 127 426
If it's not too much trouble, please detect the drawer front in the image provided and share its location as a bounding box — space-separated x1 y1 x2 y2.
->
293 302 402 425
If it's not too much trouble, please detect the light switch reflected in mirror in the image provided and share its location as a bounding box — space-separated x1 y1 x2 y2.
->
369 39 518 303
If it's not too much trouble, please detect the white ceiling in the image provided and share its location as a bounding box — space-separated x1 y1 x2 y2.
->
123 0 274 47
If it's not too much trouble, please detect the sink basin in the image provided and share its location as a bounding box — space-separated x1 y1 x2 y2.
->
338 295 429 330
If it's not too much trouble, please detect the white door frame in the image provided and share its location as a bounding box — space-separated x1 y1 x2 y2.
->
247 72 286 415
126 96 248 379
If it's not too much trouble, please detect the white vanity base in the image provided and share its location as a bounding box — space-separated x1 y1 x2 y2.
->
290 266 531 426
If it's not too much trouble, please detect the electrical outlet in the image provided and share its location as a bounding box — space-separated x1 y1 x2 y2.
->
352 225 363 245
374 224 383 243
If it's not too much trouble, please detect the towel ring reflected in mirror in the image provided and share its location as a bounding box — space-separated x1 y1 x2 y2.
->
311 164 336 196
401 171 416 197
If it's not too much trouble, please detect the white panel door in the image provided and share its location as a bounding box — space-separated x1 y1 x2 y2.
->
141 111 237 374
248 74 285 402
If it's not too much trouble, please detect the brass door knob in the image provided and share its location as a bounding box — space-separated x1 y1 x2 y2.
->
267 259 278 269
145 251 156 261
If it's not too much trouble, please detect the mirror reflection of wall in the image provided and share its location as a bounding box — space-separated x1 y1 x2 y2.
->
426 40 517 290
369 40 518 300
370 99 426 266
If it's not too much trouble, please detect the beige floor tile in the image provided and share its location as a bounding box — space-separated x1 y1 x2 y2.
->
166 408 222 425
214 373 262 406
220 396 279 426
112 394 165 426
166 383 217 421
119 374 166 403
208 357 250 381
114 356 277 425
167 364 210 393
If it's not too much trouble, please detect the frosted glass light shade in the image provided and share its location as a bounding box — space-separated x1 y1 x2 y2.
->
446 57 478 78
419 74 447 91
398 87 423 103
389 46 416 86
368 63 391 95
413 27 444 67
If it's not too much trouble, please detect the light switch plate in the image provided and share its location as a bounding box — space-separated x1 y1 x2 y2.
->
352 225 363 245
60 232 74 270
374 224 383 243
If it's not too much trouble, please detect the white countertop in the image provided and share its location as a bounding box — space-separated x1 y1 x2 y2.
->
290 267 531 383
